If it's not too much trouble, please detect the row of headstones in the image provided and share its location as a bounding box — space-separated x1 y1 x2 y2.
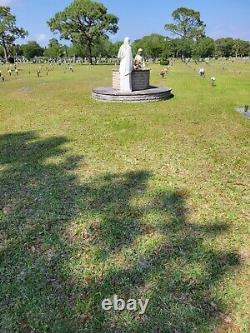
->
0 64 76 81
0 57 120 65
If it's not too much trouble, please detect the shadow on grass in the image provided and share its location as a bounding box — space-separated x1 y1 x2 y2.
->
0 132 240 333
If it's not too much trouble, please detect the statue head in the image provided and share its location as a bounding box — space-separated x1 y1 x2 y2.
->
124 37 130 46
138 48 143 55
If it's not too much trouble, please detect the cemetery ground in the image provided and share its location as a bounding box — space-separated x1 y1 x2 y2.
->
0 60 249 332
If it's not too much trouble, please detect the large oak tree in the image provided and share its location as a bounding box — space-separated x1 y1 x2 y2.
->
0 6 27 61
48 0 119 64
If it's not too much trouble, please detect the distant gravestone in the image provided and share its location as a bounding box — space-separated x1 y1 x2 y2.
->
211 77 216 86
199 68 205 77
236 106 250 119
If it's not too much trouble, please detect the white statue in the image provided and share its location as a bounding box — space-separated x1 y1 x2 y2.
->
118 37 133 92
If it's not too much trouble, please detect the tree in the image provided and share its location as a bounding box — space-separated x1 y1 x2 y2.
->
12 43 23 56
133 34 167 60
66 39 122 60
20 41 44 59
48 0 118 64
165 7 206 40
215 38 234 57
233 39 250 58
169 38 193 58
192 37 215 59
91 36 113 59
44 38 63 58
0 45 4 57
111 41 123 57
67 43 86 57
0 6 27 61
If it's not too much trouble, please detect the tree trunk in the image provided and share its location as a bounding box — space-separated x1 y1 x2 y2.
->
87 41 93 65
2 38 8 62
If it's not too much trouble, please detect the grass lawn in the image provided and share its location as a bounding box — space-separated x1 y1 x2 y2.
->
0 60 249 332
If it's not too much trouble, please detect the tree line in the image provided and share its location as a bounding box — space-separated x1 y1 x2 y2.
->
0 38 123 61
1 1 250 63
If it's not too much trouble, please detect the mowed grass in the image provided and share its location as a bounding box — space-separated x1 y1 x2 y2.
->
0 60 249 333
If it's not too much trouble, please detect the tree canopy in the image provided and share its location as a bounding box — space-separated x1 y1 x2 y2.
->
44 38 64 58
20 41 44 59
192 37 215 59
133 34 167 60
47 0 119 64
165 7 206 40
0 6 27 60
214 38 250 58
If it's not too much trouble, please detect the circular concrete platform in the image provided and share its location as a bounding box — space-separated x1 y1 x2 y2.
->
92 86 172 102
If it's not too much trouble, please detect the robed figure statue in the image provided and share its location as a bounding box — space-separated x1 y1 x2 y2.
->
118 37 133 92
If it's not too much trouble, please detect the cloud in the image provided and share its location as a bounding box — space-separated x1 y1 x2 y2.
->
0 0 13 5
36 33 48 46
37 33 46 42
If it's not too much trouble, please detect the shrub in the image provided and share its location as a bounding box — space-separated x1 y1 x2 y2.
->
160 58 169 66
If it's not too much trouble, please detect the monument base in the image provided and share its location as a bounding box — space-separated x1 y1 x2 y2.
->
92 86 172 102
113 69 150 91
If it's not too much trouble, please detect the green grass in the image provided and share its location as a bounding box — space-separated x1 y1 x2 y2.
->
0 60 249 333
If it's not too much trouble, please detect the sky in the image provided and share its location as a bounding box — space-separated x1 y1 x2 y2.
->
1 0 250 46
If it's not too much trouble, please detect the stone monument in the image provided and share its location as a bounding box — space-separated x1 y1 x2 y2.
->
92 36 172 102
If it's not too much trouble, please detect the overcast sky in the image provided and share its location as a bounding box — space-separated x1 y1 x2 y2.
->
1 0 249 45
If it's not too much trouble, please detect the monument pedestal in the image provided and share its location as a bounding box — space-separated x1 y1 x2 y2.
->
92 86 172 102
112 69 150 91
92 67 172 102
